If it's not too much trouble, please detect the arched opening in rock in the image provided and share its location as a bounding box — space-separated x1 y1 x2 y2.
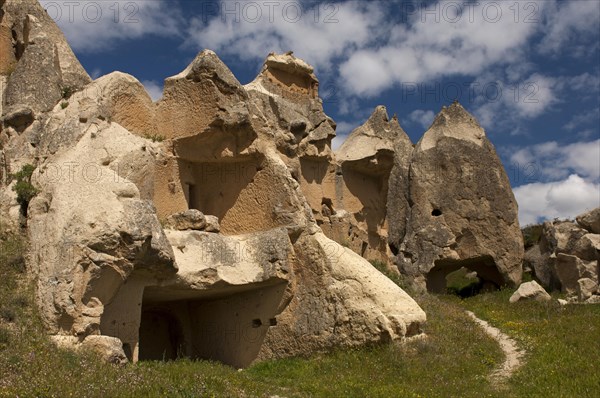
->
137 281 287 368
426 256 501 295
431 209 442 217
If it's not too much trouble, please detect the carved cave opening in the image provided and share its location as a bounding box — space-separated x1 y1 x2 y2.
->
137 282 287 368
426 256 501 296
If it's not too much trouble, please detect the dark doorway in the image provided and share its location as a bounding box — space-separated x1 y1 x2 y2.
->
138 309 184 361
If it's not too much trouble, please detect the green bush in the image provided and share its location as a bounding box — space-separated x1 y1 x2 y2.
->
11 164 38 207
61 86 75 99
522 224 543 249
143 132 165 143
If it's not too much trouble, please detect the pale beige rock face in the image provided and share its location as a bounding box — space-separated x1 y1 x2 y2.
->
529 216 599 296
328 106 411 267
0 74 6 123
12 47 426 367
2 0 90 89
576 208 600 234
28 121 176 337
577 278 598 302
509 281 551 303
397 102 523 291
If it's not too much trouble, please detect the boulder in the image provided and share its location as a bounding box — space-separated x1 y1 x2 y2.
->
398 102 523 291
554 253 597 295
204 215 220 232
524 244 556 290
81 336 128 365
163 210 221 232
585 295 600 304
576 207 600 234
577 278 598 302
164 209 207 231
509 281 552 303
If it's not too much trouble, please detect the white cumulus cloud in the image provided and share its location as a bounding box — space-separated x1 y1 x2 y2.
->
185 1 386 71
406 109 435 130
509 139 600 182
514 175 599 225
141 80 163 102
40 0 183 52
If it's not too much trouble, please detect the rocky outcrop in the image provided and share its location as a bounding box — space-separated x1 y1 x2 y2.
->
3 40 426 367
525 210 600 302
576 208 600 234
329 107 411 265
393 102 523 292
0 0 529 366
27 121 177 336
1 0 90 121
1 0 90 88
509 280 551 303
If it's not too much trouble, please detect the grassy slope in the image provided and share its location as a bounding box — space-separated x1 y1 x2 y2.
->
458 289 600 398
1 232 599 397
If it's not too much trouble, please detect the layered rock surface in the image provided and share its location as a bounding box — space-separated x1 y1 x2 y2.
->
0 5 427 367
524 211 600 302
394 102 523 292
0 0 531 367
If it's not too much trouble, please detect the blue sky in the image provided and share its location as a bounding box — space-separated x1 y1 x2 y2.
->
40 0 599 225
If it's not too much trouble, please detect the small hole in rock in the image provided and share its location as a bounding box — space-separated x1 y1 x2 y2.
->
252 319 262 328
431 209 442 217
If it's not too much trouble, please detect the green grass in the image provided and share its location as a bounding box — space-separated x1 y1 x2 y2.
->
458 289 600 397
446 267 480 297
1 231 599 397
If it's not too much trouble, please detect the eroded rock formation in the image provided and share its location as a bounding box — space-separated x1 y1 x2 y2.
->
524 209 600 302
394 103 523 292
0 0 529 367
0 0 428 368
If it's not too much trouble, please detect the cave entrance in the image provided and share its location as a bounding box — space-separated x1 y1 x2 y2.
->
426 256 501 295
138 309 184 361
138 282 287 368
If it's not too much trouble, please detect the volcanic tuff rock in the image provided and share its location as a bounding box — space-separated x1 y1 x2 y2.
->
0 1 428 367
509 280 551 303
576 208 600 234
394 102 523 292
525 213 600 300
0 0 529 367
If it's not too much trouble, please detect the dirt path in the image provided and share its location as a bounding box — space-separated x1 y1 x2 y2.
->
465 310 525 385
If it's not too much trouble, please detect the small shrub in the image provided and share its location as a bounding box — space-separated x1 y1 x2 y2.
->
61 86 75 99
143 132 165 143
522 224 543 249
10 164 39 219
60 101 69 109
0 307 16 322
11 164 38 208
